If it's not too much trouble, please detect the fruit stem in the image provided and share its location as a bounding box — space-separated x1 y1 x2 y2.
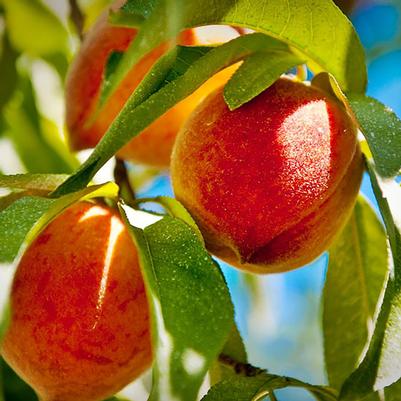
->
114 158 137 206
69 0 85 41
218 353 266 377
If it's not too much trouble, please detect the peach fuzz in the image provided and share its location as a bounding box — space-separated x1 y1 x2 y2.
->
171 77 363 273
65 7 240 168
1 202 151 401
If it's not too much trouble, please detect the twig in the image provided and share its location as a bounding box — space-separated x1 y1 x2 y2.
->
69 0 85 41
218 354 266 377
113 158 137 206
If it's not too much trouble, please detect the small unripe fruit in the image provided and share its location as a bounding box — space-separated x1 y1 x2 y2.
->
66 7 239 168
1 202 151 401
171 77 363 273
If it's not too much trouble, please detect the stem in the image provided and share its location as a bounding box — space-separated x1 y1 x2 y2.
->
218 354 266 377
218 354 338 401
69 0 85 40
113 158 137 206
251 389 279 401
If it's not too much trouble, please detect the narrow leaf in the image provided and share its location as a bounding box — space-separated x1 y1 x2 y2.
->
0 358 37 401
3 0 69 57
209 323 248 384
105 0 365 106
0 196 55 263
0 174 68 193
121 206 234 401
0 182 118 263
340 163 401 399
348 95 401 178
224 51 304 110
137 196 203 243
312 72 401 179
323 196 388 390
4 75 77 174
384 379 401 400
0 33 18 115
201 373 338 401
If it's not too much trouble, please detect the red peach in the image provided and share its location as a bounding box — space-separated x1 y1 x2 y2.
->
1 202 151 401
171 77 363 273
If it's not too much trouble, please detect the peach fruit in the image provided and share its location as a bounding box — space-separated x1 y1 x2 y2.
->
1 202 151 401
171 77 363 273
66 7 239 168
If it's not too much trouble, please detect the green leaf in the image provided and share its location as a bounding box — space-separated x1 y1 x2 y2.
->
384 379 401 400
105 0 365 107
312 71 401 179
3 74 77 174
0 193 31 212
2 0 69 57
0 173 68 193
340 163 401 400
347 94 401 178
120 206 234 401
223 50 304 110
114 0 159 23
100 51 125 105
209 323 248 384
0 33 18 115
219 324 247 367
137 196 203 243
0 196 55 263
323 197 388 391
54 33 293 195
0 182 118 263
201 372 338 401
0 357 37 401
99 43 213 109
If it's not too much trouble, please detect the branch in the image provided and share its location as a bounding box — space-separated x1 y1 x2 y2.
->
69 0 85 41
113 158 136 206
218 354 266 377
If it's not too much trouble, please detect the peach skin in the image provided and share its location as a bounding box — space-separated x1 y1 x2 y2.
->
1 202 151 401
171 77 363 273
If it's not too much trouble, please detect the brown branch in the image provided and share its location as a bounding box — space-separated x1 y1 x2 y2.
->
69 0 85 41
218 354 266 377
269 390 279 401
113 158 136 205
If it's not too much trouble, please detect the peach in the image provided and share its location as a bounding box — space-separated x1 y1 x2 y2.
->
171 77 363 273
66 6 239 168
1 202 151 401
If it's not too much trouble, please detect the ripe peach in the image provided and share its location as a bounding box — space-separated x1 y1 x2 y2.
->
66 6 239 168
1 202 151 401
171 77 363 273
